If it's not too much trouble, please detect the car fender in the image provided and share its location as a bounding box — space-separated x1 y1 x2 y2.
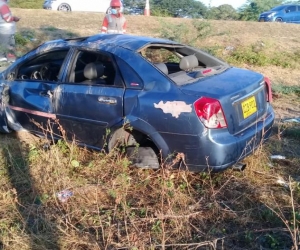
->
0 84 24 133
110 115 171 160
0 84 11 133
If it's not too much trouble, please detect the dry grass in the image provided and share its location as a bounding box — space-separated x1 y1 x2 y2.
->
1 129 300 249
0 8 300 250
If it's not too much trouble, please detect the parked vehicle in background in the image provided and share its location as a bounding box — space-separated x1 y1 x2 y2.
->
123 7 143 15
43 0 110 12
258 4 300 23
0 34 275 172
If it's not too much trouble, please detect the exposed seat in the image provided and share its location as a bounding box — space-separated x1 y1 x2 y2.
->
179 55 199 71
82 62 106 84
155 63 168 75
168 55 199 84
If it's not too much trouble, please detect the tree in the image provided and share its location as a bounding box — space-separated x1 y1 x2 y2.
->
150 0 208 18
123 0 145 9
239 0 284 21
206 4 239 20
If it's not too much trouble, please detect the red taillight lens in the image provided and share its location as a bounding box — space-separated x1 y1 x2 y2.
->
264 76 272 102
194 97 227 129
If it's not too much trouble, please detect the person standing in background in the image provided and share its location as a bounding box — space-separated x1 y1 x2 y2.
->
101 0 126 34
0 0 20 62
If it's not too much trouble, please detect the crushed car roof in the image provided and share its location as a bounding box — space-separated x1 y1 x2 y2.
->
40 34 182 52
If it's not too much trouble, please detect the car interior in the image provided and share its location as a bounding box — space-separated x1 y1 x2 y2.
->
15 49 70 82
12 49 116 86
140 45 229 85
69 50 116 85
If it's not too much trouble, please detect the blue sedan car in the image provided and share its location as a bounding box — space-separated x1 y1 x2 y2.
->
0 34 275 172
259 4 300 23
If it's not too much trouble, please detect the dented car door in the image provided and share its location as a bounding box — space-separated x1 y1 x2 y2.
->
8 80 60 135
0 48 71 136
53 49 125 148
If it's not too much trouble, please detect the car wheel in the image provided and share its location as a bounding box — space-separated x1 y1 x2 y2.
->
108 128 160 169
275 17 283 22
57 3 71 11
126 146 160 169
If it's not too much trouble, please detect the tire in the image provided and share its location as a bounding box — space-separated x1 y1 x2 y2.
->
126 146 160 169
108 129 160 169
57 3 71 11
275 17 283 22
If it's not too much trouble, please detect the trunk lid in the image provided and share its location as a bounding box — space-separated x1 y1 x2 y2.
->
180 67 268 134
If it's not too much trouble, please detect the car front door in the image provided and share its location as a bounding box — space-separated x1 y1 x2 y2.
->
284 5 297 22
7 48 71 136
55 49 125 148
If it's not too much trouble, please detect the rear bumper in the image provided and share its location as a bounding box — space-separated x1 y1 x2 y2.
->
160 105 275 172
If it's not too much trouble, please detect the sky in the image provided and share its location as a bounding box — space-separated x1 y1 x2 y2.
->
199 0 248 9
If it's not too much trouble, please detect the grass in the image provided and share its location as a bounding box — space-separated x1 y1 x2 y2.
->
1 8 300 249
1 131 300 249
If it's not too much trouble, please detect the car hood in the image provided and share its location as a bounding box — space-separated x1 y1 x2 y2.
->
260 11 275 16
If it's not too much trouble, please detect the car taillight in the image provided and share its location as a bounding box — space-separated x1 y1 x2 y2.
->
264 76 272 102
194 97 227 129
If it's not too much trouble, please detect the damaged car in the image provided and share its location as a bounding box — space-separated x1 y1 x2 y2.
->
0 34 275 172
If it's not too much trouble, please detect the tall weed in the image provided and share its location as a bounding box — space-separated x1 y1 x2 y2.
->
159 19 212 45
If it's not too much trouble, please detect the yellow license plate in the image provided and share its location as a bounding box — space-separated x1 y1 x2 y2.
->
241 96 257 119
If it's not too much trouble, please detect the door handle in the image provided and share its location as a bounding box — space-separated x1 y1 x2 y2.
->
98 96 117 104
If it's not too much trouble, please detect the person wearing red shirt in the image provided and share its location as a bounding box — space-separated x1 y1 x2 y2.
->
101 0 126 34
0 0 20 62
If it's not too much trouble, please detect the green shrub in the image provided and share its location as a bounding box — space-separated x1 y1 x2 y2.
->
225 45 300 68
10 0 43 9
201 46 223 56
159 19 212 45
228 48 269 66
272 83 300 96
14 32 30 46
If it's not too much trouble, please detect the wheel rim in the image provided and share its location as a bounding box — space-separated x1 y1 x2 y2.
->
275 18 283 22
58 4 71 11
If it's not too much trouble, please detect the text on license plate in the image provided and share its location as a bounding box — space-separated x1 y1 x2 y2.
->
241 96 257 119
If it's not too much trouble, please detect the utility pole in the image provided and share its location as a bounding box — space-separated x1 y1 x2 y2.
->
144 0 150 16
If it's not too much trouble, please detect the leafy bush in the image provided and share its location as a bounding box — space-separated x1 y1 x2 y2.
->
225 45 300 68
151 7 173 17
201 46 223 57
10 0 43 9
14 32 30 46
272 83 300 96
228 48 269 66
159 20 212 45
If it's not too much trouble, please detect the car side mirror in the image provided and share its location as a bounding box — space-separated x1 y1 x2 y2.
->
286 9 290 13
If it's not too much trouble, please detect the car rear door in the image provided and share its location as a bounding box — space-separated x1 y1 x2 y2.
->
54 49 125 148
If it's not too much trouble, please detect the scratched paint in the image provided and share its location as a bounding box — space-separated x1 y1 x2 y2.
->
53 86 62 111
154 101 192 118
